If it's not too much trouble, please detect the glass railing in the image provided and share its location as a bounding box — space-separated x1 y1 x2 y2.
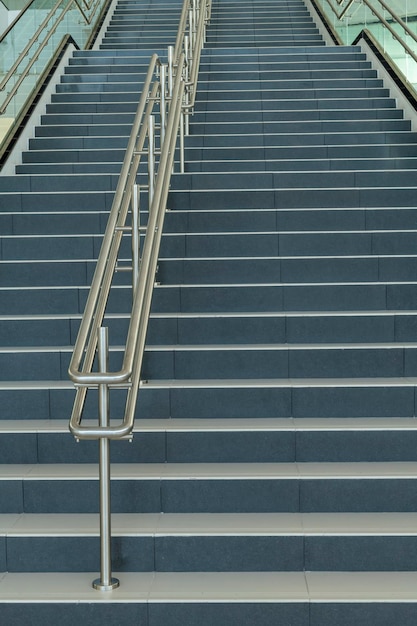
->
0 0 108 152
314 0 417 90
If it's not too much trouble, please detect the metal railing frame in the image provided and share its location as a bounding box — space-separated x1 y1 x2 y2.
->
68 0 210 590
0 0 101 115
322 0 417 66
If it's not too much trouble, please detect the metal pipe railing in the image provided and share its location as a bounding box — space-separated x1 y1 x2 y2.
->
68 0 211 589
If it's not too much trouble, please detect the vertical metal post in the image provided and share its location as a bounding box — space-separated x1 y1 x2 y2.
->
184 34 190 139
93 327 120 592
189 8 194 50
131 184 140 294
168 45 174 99
148 115 155 205
160 63 166 145
180 110 185 174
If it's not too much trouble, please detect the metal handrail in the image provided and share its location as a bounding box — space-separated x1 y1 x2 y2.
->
68 0 210 590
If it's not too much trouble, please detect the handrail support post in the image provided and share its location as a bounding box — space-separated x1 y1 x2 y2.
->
93 327 120 592
131 184 140 294
148 115 155 204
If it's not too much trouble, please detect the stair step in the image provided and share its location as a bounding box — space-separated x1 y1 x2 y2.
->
168 186 417 210
193 98 398 111
186 157 417 172
158 255 417 284
0 173 118 193
2 341 417 381
184 145 417 162
2 460 417 513
0 374 416 420
22 148 127 163
191 108 403 122
163 206 417 232
2 511 417 572
1 310 417 346
172 169 417 190
135 376 417 419
34 124 134 138
3 417 417 462
0 211 107 235
2 570 417 626
198 88 391 101
0 190 115 212
152 281 417 313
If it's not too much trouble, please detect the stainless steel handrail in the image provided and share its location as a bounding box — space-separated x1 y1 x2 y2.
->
68 0 210 590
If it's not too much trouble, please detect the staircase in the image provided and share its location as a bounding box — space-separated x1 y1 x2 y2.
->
2 0 417 623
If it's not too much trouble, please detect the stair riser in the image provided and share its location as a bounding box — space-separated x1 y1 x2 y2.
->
0 383 414 420
187 158 417 173
0 191 114 212
22 149 126 163
152 283 417 313
198 61 372 72
29 136 129 150
198 88 390 101
204 40 325 48
60 73 146 84
2 476 417 513
168 188 417 210
2 313 416 347
157 256 417 284
163 207 417 232
193 98 397 112
185 132 417 149
191 109 403 122
3 534 417 572
0 175 118 193
189 121 411 136
0 285 131 315
41 113 136 125
159 232 417 258
185 144 417 162
2 344 416 380
0 212 106 235
6 255 417 288
34 125 134 138
16 164 124 175
197 80 383 92
1 603 416 626
3 430 417 463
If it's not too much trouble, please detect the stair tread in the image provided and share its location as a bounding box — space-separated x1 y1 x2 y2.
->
2 511 417 535
2 461 417 479
4 341 417 352
2 417 417 432
142 376 417 387
2 570 417 602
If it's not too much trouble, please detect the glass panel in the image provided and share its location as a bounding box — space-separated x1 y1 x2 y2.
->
314 0 417 89
0 0 108 144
